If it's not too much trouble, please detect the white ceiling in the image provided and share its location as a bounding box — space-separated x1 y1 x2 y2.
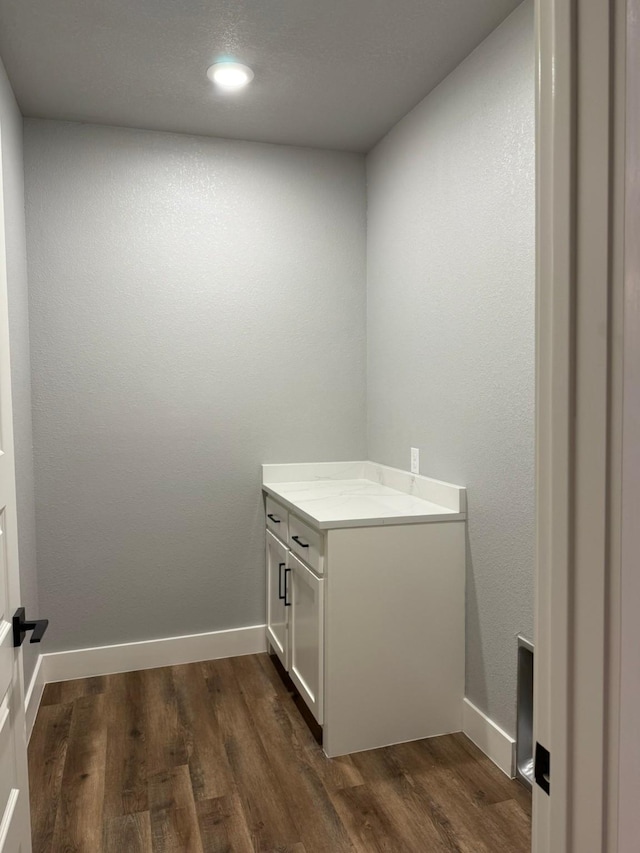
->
0 0 522 153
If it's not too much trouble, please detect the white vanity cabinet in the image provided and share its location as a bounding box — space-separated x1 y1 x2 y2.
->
265 499 325 723
263 461 467 758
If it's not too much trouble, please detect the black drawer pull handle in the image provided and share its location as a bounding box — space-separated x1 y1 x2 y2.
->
267 514 281 524
292 535 309 548
284 567 292 606
278 562 286 600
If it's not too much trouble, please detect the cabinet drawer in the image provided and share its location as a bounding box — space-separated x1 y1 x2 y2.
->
289 514 324 574
266 496 289 542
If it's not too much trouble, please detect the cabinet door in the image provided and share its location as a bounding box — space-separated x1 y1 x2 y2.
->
289 552 324 724
266 530 289 669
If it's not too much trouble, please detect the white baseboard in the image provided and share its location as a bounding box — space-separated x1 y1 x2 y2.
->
462 697 515 778
40 624 267 685
25 654 46 742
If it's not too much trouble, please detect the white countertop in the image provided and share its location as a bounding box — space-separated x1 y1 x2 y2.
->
262 462 466 530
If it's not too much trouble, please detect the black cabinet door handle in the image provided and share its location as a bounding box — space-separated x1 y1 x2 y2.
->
267 513 281 524
284 567 292 606
292 535 309 548
13 607 49 647
278 561 286 600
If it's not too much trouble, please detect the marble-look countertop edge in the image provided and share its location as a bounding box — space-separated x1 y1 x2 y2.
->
262 483 467 530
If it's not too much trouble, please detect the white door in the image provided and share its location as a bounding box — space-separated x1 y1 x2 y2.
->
0 125 32 852
266 530 289 669
288 552 323 725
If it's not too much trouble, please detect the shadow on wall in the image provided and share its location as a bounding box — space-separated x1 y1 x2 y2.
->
464 514 488 717
249 486 268 618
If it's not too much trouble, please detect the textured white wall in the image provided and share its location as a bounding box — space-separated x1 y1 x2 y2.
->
366 1 535 735
24 120 367 652
0 57 39 686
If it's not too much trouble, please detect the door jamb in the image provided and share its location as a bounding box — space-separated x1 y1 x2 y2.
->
534 0 625 850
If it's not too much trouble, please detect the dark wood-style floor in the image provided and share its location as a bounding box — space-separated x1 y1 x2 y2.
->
28 653 531 853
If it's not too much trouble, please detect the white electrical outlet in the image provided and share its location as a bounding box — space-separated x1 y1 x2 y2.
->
410 447 420 474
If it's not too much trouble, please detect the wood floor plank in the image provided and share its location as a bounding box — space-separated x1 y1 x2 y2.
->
195 794 254 853
430 733 531 812
452 735 533 818
391 739 525 853
350 747 452 853
49 693 108 853
102 810 152 853
40 675 109 707
202 656 301 851
256 654 364 793
484 799 532 848
29 654 531 853
143 666 188 776
329 783 410 853
103 668 149 819
148 764 203 853
232 655 354 853
172 662 233 802
27 701 74 853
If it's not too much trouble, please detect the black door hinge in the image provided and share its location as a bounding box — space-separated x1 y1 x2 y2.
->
534 742 550 795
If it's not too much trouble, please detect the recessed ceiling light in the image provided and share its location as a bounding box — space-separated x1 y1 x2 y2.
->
207 62 254 91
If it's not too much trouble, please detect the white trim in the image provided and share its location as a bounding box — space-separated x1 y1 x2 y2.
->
24 655 45 742
535 0 573 843
462 698 515 778
40 624 267 684
617 0 640 847
535 0 625 848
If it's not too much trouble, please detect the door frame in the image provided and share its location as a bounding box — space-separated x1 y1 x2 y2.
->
0 117 33 850
617 0 640 846
534 0 626 850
